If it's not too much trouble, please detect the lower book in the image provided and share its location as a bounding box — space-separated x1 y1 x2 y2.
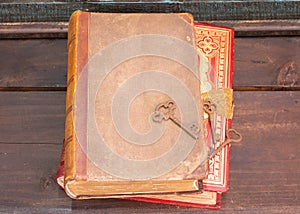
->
124 190 221 209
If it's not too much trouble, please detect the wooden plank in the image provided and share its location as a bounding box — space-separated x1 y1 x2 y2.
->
0 39 67 88
2 19 300 39
227 91 300 209
0 91 299 212
234 37 300 89
1 37 300 89
210 19 300 37
0 144 72 213
0 92 65 144
0 1 300 23
0 22 68 39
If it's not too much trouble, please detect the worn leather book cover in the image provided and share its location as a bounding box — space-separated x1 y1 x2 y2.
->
61 11 210 199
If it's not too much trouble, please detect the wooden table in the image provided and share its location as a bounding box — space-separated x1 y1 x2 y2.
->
0 1 300 213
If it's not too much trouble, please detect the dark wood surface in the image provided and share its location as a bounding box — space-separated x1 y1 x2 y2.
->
1 5 300 213
1 92 299 213
1 1 300 22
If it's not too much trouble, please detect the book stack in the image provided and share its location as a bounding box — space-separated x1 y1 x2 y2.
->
56 11 236 209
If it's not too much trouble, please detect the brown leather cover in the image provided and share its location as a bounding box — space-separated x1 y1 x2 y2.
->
64 11 208 199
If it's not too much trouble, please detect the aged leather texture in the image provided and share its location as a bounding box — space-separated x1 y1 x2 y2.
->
64 11 208 198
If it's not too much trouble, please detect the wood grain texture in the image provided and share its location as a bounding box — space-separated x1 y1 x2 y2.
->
1 1 300 22
0 144 71 213
227 91 300 211
0 39 67 88
0 91 299 213
0 92 65 144
234 37 300 89
2 19 300 39
209 19 300 37
0 22 68 39
1 37 300 90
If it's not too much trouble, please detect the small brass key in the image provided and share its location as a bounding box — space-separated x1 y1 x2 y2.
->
152 100 199 140
203 100 218 145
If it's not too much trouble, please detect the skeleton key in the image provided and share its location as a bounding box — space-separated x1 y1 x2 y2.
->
152 100 199 140
203 100 218 145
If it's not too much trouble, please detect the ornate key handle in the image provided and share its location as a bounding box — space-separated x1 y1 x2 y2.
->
203 100 217 115
152 100 199 140
152 100 176 122
208 128 242 159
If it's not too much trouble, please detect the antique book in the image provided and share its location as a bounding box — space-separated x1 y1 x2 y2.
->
61 11 211 199
56 14 235 208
